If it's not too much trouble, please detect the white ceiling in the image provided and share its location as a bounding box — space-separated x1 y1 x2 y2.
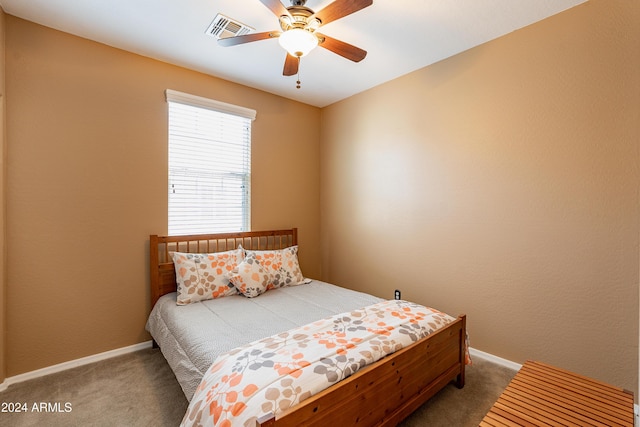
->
0 0 586 107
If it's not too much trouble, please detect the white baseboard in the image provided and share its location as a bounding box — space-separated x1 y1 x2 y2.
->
0 341 153 392
468 347 523 371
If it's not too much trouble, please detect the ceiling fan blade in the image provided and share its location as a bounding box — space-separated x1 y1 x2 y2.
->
218 31 280 47
259 0 291 18
283 54 299 76
311 0 373 26
317 34 367 62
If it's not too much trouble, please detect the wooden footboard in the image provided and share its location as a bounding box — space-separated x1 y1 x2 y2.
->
257 314 467 427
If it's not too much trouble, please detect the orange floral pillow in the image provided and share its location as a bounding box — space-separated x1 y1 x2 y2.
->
172 248 243 305
245 246 304 288
228 253 273 298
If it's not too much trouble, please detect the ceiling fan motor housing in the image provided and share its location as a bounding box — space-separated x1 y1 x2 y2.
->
279 6 320 31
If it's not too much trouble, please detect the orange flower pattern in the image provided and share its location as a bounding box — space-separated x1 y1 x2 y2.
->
181 300 464 427
228 253 273 298
245 246 304 289
172 249 244 305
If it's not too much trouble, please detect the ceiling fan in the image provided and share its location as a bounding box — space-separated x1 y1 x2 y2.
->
218 0 373 87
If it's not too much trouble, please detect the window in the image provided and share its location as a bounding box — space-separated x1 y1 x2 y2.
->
166 89 256 235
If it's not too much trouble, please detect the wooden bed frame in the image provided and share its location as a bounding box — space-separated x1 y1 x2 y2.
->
149 228 467 427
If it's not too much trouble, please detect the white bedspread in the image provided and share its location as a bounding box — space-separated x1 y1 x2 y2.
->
146 280 383 401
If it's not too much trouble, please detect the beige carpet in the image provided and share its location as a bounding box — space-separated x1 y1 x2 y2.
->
0 348 515 426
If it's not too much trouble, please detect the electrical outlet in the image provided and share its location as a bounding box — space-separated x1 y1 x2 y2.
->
394 289 401 300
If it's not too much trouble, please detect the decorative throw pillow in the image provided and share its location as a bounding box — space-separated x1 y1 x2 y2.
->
228 253 273 298
279 245 305 285
245 245 304 288
172 248 243 305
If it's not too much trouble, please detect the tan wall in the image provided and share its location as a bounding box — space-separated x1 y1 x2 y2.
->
0 7 6 385
320 0 639 392
5 16 321 376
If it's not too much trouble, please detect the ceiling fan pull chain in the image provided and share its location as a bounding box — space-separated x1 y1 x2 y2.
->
296 56 302 89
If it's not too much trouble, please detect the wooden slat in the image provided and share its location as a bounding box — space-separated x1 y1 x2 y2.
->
510 374 631 425
505 382 619 426
499 389 595 426
490 403 548 427
482 411 524 427
480 361 634 427
523 362 633 409
517 365 634 424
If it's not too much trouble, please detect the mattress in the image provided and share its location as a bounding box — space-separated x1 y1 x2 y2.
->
145 280 383 401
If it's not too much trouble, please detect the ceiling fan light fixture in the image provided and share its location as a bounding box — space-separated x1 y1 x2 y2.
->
278 28 318 57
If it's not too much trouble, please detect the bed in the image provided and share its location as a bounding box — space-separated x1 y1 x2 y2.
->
147 228 467 427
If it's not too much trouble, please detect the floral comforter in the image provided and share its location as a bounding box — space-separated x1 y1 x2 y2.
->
181 300 462 427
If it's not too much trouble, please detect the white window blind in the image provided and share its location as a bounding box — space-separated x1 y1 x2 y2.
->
166 89 256 235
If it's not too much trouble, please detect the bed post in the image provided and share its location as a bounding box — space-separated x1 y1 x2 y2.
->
456 314 467 389
150 234 160 310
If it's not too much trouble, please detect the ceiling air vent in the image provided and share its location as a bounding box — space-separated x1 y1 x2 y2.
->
206 14 254 40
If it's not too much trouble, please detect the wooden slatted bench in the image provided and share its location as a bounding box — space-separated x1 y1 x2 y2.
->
481 360 634 426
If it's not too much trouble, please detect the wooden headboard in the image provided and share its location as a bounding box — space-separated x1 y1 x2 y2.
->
149 228 297 308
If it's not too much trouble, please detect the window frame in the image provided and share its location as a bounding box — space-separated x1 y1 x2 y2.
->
165 89 256 235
